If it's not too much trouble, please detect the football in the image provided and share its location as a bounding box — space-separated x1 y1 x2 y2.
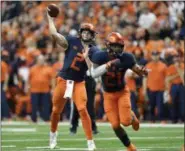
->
47 4 59 17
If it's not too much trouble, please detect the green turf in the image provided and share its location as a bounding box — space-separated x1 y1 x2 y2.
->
1 123 184 151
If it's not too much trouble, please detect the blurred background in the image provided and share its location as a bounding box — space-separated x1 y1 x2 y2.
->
1 1 184 123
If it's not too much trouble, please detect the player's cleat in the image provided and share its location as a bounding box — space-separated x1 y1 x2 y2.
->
49 131 57 149
127 143 137 151
131 111 140 131
87 140 96 151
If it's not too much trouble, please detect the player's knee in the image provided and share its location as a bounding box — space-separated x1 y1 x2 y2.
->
121 118 131 127
52 106 61 114
111 121 120 129
78 108 88 117
77 105 86 113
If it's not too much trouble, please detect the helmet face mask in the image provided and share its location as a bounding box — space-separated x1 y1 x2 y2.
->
108 43 124 57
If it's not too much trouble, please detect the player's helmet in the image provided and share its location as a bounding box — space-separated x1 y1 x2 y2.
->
79 23 96 42
106 32 124 57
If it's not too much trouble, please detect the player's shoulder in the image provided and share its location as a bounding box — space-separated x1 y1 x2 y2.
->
119 52 135 62
88 48 109 65
65 35 80 42
89 45 104 53
120 52 134 58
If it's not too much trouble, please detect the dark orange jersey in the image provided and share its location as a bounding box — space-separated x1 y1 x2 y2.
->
166 63 184 84
29 65 53 93
146 61 167 91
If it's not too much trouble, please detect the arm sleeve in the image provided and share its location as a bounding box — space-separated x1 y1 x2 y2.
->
91 64 107 78
88 47 108 65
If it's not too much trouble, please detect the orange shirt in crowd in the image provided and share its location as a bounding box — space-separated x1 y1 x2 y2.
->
166 63 184 85
1 61 9 82
29 65 53 93
146 61 167 91
145 40 164 60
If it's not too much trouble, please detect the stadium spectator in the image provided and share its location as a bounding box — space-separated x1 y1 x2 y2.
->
138 7 157 29
1 51 11 120
143 50 167 122
28 55 53 122
166 54 184 123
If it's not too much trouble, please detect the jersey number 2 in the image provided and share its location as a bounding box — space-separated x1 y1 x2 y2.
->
70 53 85 71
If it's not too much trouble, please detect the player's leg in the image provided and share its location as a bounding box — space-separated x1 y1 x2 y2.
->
50 77 67 149
51 77 67 132
118 86 139 131
103 92 135 151
73 81 96 150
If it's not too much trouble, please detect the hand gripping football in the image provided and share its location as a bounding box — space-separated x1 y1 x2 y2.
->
47 4 59 17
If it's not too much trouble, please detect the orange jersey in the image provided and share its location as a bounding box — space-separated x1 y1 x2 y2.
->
1 61 9 82
166 63 184 84
29 65 53 93
146 61 167 91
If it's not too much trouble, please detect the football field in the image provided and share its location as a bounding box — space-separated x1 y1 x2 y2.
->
1 122 184 151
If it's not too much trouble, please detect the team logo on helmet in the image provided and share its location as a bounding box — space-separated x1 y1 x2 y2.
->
106 32 124 46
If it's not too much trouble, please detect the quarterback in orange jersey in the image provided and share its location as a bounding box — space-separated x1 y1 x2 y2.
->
47 10 97 150
88 32 149 151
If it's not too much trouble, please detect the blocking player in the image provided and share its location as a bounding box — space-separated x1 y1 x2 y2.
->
88 32 149 151
47 11 97 150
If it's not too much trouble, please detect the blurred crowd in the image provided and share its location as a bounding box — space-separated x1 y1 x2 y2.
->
1 1 184 123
